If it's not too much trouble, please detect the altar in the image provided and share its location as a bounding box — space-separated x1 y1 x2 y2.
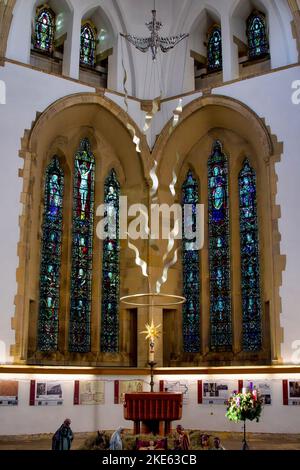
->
123 392 183 436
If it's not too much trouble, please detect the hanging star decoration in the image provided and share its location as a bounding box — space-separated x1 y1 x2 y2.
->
121 9 189 61
141 319 161 341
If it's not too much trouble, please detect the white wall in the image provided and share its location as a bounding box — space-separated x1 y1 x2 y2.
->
0 373 300 436
1 62 300 364
6 0 298 98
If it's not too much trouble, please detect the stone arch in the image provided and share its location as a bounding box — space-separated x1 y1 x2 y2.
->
152 94 285 365
12 92 150 365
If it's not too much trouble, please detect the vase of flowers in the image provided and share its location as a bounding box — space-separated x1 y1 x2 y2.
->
226 385 263 450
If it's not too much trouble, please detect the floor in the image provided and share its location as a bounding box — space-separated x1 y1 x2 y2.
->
0 433 299 451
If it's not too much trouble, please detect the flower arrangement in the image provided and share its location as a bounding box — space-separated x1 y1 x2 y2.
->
226 387 263 423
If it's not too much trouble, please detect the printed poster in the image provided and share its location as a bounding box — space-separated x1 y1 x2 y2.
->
78 381 105 405
288 381 300 406
118 380 143 404
202 381 231 405
243 380 272 405
0 380 18 406
35 381 63 406
163 381 190 404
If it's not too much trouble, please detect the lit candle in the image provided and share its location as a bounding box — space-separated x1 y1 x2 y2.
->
149 339 155 363
242 387 247 395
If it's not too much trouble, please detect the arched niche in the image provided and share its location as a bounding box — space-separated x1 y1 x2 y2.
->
151 94 285 366
12 93 150 366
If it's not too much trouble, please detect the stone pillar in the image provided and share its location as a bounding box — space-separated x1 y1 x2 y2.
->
221 14 239 83
62 10 81 79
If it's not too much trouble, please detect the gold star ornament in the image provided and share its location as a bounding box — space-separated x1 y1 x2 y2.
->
141 319 161 341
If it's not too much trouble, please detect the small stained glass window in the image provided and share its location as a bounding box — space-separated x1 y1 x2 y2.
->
34 6 55 54
247 11 269 60
80 22 97 67
207 25 222 73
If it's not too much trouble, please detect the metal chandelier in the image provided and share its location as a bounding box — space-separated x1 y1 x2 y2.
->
120 6 189 61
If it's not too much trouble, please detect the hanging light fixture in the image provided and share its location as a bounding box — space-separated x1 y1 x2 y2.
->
120 1 189 61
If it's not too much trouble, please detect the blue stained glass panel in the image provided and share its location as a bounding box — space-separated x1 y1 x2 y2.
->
80 23 97 67
208 141 232 351
207 25 222 73
34 7 55 54
69 139 95 353
247 11 269 60
239 159 262 351
38 157 64 352
101 170 120 353
182 171 201 353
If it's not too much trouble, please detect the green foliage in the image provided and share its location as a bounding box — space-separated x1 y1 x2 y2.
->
226 391 263 423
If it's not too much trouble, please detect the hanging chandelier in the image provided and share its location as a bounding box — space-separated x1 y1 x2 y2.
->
120 5 189 61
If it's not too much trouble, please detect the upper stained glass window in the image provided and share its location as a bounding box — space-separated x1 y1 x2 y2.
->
34 6 55 54
80 22 97 67
207 25 222 73
247 11 269 60
239 159 262 351
208 141 232 352
182 171 201 353
100 170 120 354
38 157 64 352
69 139 95 353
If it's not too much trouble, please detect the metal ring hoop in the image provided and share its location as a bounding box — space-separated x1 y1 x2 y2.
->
120 293 186 308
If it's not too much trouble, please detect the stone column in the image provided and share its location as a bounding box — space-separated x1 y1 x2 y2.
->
62 10 81 79
221 14 239 83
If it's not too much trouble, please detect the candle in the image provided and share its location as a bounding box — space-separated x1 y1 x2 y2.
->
149 339 155 363
242 387 247 395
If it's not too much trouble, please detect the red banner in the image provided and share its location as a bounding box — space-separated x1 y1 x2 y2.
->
282 380 289 405
29 380 35 406
114 380 119 404
197 380 203 404
74 380 80 405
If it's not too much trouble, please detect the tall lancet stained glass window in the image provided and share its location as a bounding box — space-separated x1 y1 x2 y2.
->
239 159 262 351
34 6 55 53
69 139 95 353
38 157 64 352
247 11 269 60
182 171 201 353
207 25 222 73
80 22 97 67
101 170 120 353
208 141 232 351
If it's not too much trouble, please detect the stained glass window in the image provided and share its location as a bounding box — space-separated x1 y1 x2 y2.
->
101 170 120 353
207 25 222 73
33 6 55 54
69 139 95 353
182 171 201 353
247 11 269 60
239 159 262 351
80 22 97 67
38 157 64 352
208 141 232 351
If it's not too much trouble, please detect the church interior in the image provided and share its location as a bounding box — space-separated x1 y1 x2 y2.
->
0 0 300 452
